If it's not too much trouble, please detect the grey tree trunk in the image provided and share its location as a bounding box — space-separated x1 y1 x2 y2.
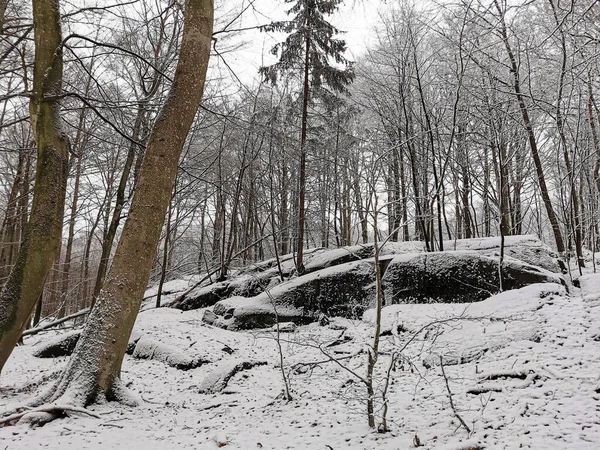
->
494 0 565 256
0 0 69 374
25 0 213 410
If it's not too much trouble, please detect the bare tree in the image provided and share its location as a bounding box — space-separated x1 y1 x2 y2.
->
0 0 69 373
14 0 213 421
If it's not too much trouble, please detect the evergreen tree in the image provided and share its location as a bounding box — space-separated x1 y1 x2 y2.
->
260 0 354 274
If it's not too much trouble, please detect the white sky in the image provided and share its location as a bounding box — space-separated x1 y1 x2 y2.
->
213 0 386 89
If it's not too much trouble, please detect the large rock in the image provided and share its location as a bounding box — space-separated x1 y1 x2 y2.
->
171 244 374 311
383 235 562 274
209 259 377 330
246 244 374 277
171 274 274 311
206 249 563 330
382 251 564 304
450 235 563 274
32 330 82 358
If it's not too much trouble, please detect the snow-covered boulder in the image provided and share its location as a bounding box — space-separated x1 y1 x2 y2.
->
208 259 377 330
171 244 374 311
170 274 274 311
205 249 563 330
382 234 562 273
578 273 600 303
32 330 81 358
382 251 563 304
449 234 563 274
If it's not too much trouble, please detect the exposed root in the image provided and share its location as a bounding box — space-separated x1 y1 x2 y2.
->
0 404 100 426
106 377 140 407
1 369 139 427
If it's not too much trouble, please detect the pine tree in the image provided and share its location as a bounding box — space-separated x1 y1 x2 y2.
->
260 0 354 274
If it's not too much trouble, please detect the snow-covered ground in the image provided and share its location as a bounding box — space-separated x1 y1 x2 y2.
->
1 274 599 449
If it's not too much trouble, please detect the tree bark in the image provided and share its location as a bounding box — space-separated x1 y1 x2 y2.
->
92 107 145 306
58 154 81 318
31 0 213 407
0 0 69 374
493 0 565 255
296 35 310 274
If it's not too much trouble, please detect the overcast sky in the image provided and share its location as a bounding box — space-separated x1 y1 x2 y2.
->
211 0 386 89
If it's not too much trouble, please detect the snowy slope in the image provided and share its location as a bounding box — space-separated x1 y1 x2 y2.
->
1 275 599 449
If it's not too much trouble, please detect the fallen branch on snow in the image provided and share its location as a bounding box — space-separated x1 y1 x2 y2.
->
22 308 89 337
440 355 471 435
479 368 530 381
466 384 503 395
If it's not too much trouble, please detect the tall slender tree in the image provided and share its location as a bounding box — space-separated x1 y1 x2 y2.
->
11 0 213 418
0 0 70 374
260 0 354 274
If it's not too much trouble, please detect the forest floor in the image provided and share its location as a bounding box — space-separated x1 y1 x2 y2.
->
1 271 599 449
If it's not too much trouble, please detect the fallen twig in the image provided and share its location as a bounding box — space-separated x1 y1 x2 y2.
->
22 309 90 337
466 385 503 395
440 356 471 435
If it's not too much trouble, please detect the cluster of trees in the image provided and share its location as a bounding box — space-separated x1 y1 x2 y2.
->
0 0 599 417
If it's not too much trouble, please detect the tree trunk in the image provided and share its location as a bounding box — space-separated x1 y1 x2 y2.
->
499 140 511 237
296 35 310 274
58 154 81 318
31 0 213 408
280 161 289 255
548 0 583 268
587 82 600 196
412 38 443 250
399 145 410 241
156 193 174 308
0 0 69 374
92 107 145 306
400 80 429 250
78 200 104 309
494 0 565 255
0 149 26 287
511 143 524 235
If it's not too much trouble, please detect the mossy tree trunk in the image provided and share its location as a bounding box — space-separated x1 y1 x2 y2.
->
0 0 69 374
27 0 214 411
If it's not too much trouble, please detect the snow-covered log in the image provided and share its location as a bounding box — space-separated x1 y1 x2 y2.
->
197 359 267 394
33 330 208 371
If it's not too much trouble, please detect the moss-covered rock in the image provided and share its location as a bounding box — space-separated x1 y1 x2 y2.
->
382 251 564 304
208 259 377 330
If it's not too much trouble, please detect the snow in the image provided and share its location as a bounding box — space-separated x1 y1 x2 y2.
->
197 359 267 394
2 273 600 448
142 276 200 307
383 235 561 273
